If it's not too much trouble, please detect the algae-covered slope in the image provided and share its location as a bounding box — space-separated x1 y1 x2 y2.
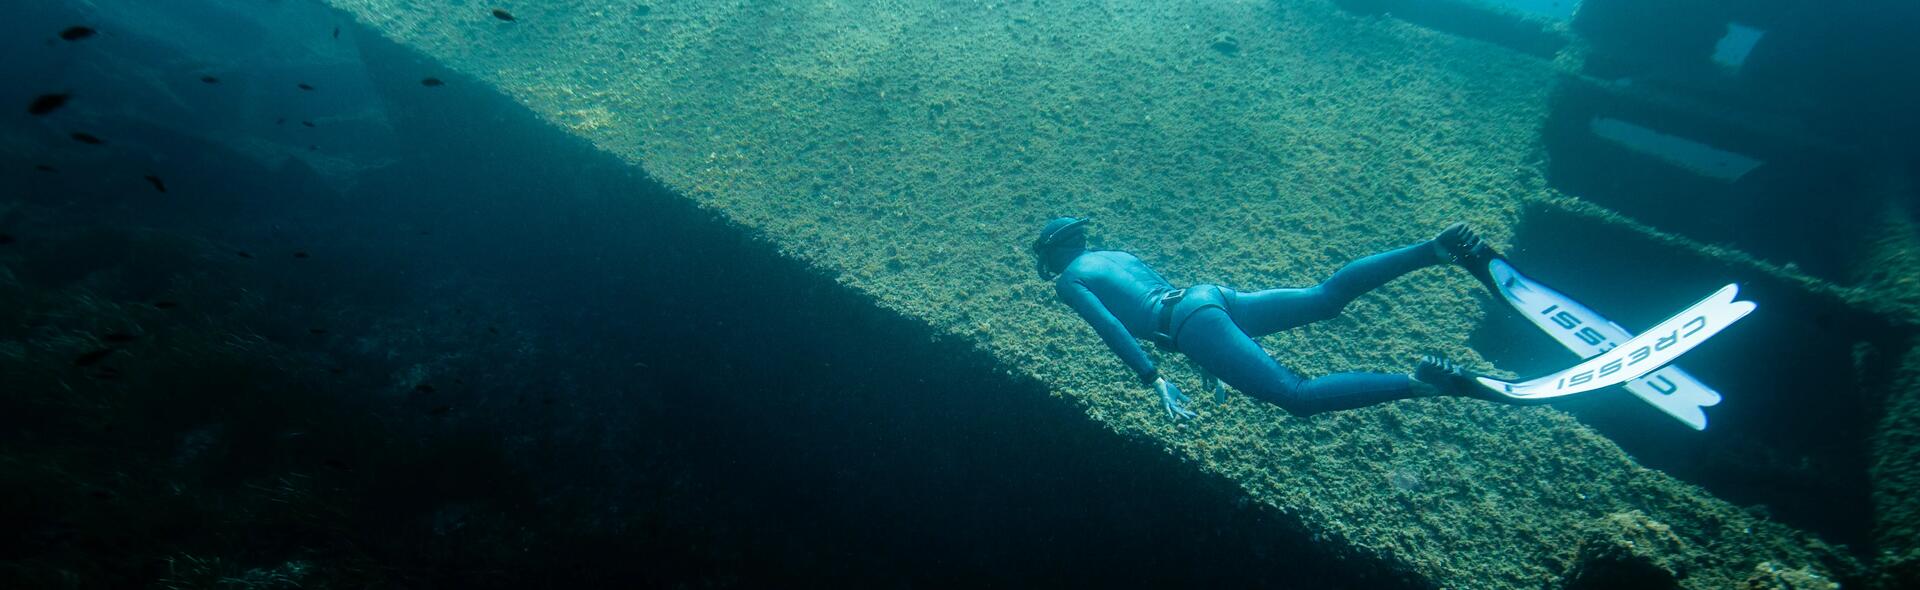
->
325 0 1854 586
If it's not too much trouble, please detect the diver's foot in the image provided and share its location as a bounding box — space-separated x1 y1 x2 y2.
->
1431 223 1498 267
1414 355 1505 403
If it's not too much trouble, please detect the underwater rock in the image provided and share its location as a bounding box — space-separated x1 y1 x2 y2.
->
1736 562 1838 590
1209 32 1240 55
1563 511 1687 589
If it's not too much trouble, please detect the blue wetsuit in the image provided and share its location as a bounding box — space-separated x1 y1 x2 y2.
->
1053 243 1440 416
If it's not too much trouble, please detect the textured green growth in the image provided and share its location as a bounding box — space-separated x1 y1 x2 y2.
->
321 0 1865 586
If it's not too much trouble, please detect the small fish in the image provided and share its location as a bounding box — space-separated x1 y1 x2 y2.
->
541 396 556 405
200 75 220 84
275 117 285 125
0 234 14 245
236 250 254 259
153 300 180 309
292 251 310 259
74 348 114 367
35 164 56 172
324 458 350 470
421 77 445 87
93 367 123 380
70 132 104 145
428 404 452 416
28 93 70 115
453 378 466 385
89 489 114 500
297 83 314 91
307 145 318 151
414 383 436 394
59 26 96 41
326 367 346 375
144 175 167 193
492 8 516 21
332 26 340 39
486 326 499 335
301 120 315 128
102 331 137 343
308 328 328 335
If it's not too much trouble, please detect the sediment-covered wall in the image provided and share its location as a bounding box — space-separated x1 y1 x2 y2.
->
322 0 1863 586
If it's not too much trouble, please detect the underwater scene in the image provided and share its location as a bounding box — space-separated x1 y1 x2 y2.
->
4 0 1918 588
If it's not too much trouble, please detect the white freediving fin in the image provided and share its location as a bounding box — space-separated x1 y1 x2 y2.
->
1483 259 1744 430
1474 282 1755 414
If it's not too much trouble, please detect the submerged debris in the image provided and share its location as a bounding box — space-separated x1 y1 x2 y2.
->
28 93 71 115
59 26 96 41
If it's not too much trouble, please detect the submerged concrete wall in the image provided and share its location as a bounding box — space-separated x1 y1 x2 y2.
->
323 1 1860 587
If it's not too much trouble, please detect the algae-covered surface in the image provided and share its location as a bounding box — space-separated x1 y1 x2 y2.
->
323 0 1855 586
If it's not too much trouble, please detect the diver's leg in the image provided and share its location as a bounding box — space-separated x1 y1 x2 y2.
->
1231 242 1441 337
1178 308 1428 417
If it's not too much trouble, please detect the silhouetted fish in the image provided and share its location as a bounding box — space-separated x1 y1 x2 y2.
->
74 348 114 367
301 120 315 128
70 132 104 145
421 77 445 87
275 117 285 125
293 251 310 259
492 8 516 21
200 75 220 84
487 326 499 335
332 26 340 39
297 83 314 91
0 234 14 245
324 458 350 470
28 93 70 115
94 367 123 380
429 404 452 416
326 367 346 375
153 300 180 309
413 383 436 394
34 165 55 172
308 328 328 335
102 331 137 343
59 26 96 41
236 250 254 259
144 175 166 193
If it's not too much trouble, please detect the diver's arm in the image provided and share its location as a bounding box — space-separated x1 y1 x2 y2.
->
1056 279 1158 385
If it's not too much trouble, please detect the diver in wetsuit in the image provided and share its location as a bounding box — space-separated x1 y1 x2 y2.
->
1034 217 1506 419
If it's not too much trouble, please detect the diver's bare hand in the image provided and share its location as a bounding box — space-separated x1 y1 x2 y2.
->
1155 377 1197 420
1198 367 1226 403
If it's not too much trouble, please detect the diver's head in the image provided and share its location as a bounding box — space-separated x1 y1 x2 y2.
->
1032 216 1091 280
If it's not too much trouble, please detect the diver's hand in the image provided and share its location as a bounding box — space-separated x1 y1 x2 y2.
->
1155 377 1197 420
1199 367 1225 403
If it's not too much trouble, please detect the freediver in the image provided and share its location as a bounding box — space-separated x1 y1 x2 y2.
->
1033 216 1516 419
